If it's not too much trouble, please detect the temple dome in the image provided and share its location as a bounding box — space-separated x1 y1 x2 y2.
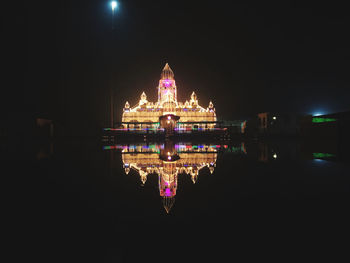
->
161 63 174 80
191 91 197 101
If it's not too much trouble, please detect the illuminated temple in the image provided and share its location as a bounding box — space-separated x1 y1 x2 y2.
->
120 141 217 213
122 63 216 129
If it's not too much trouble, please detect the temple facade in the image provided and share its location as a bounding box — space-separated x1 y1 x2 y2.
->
122 63 216 129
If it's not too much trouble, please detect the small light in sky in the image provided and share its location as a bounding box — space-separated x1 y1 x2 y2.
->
111 1 118 10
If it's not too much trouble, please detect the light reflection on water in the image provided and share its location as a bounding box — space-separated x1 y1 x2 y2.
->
107 140 249 213
3 137 349 261
103 139 344 213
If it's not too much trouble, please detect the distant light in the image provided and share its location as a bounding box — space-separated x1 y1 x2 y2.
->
273 116 277 120
111 1 118 10
312 117 337 123
313 152 335 158
273 153 277 159
313 112 323 117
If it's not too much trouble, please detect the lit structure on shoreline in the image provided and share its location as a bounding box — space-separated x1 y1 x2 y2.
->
122 63 217 130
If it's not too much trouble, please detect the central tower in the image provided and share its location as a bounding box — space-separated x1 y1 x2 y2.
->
158 63 177 112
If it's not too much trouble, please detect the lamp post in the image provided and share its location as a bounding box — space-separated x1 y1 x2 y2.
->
109 1 118 175
110 1 118 128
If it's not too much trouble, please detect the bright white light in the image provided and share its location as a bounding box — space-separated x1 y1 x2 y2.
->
167 116 171 120
273 153 277 159
313 112 323 117
273 116 277 120
167 156 172 160
111 1 118 10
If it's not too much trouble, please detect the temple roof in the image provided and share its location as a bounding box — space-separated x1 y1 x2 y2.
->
161 63 174 80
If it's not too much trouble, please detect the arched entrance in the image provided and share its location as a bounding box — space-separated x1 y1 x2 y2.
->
159 114 180 136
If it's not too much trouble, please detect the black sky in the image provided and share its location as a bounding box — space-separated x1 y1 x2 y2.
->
3 0 350 131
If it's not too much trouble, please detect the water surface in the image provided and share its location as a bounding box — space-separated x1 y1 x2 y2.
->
5 138 350 262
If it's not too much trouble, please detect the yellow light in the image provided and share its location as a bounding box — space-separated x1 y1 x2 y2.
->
273 153 277 159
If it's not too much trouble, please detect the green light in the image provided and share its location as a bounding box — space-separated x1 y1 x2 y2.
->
312 117 337 123
313 152 335 158
231 147 241 153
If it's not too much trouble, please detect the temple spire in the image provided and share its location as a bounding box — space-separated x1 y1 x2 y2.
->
161 63 174 80
162 196 175 214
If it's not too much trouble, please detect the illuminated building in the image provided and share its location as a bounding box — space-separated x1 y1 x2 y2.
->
120 141 217 213
122 63 217 130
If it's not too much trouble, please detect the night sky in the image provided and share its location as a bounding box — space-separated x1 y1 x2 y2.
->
3 0 350 132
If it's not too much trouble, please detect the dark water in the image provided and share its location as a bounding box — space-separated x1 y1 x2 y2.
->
4 138 350 262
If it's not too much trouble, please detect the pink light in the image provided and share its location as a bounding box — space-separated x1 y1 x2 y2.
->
163 79 171 87
165 188 171 196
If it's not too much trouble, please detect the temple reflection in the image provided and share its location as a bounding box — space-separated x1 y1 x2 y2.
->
103 141 263 212
119 140 218 213
103 138 343 213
